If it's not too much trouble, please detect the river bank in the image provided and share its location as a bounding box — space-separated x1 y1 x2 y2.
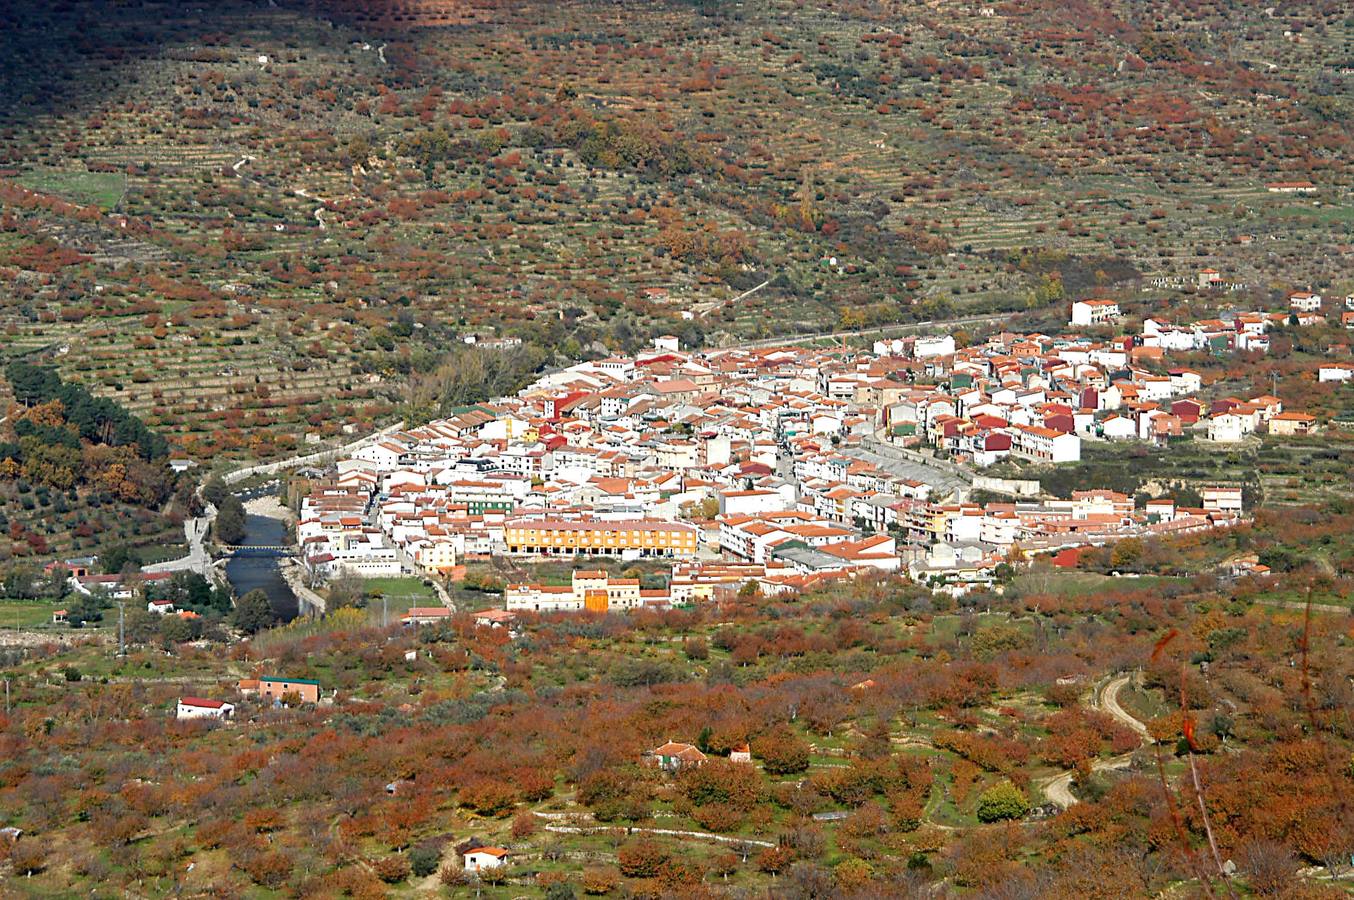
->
224 494 298 621
243 494 293 523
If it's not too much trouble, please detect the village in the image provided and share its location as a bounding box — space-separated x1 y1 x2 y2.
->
29 286 1341 807
3 0 1353 890
278 290 1354 618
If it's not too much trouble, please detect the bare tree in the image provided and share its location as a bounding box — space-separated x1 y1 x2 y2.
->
1237 839 1297 896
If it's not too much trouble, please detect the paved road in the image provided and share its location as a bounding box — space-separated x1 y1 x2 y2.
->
394 546 457 614
222 420 406 485
736 312 1009 350
143 514 213 577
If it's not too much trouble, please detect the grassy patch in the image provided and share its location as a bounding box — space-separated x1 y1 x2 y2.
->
0 598 70 628
1117 683 1170 724
15 169 127 209
361 576 439 624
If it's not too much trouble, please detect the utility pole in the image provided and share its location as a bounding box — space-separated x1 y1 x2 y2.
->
382 594 388 629
117 601 125 656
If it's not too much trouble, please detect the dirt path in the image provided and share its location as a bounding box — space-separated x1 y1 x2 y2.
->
292 188 327 230
1039 750 1138 809
1100 673 1152 741
532 813 775 849
1039 673 1151 809
1253 598 1348 615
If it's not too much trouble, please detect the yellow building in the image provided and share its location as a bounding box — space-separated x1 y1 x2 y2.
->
583 589 610 613
413 539 458 574
503 519 699 559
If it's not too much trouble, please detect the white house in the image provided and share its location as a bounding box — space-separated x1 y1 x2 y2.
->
1011 425 1081 463
1207 412 1251 443
1143 319 1203 352
1288 291 1322 312
1100 415 1137 440
472 609 517 629
1318 365 1352 383
1069 299 1121 327
1168 370 1202 395
464 847 509 872
176 697 235 720
1202 486 1243 513
401 607 454 626
351 441 405 471
1145 499 1176 522
1266 181 1316 194
913 335 957 358
718 488 794 517
873 337 907 357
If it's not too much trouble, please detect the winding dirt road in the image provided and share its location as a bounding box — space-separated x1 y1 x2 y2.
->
1040 673 1151 809
1101 673 1152 741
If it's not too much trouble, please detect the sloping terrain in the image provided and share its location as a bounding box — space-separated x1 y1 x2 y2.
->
0 0 1348 462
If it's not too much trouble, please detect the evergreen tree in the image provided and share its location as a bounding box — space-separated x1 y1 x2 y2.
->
976 781 1029 822
201 478 229 508
232 589 276 634
214 494 248 545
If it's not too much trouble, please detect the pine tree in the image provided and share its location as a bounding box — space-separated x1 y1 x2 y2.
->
232 589 276 634
215 494 248 545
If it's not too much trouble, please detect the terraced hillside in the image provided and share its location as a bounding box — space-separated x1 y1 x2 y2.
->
0 0 1349 461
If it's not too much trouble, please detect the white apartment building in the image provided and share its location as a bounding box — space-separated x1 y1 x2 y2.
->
1069 299 1121 327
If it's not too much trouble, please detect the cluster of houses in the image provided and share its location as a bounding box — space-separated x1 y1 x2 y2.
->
289 314 1283 598
875 308 1333 461
175 675 323 722
1139 293 1354 355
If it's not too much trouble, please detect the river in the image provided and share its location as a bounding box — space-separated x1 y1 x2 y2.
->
224 508 298 623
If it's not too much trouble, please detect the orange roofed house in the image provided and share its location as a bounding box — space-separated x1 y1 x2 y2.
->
243 676 322 705
506 569 667 613
1069 299 1121 327
402 607 453 626
1267 411 1317 436
650 740 708 772
463 846 509 872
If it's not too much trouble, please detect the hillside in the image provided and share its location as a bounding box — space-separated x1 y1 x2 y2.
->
0 0 1349 462
0 361 188 564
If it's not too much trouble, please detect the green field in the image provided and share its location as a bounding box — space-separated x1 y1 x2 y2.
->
15 169 127 210
0 598 92 630
1276 203 1354 225
359 576 438 623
